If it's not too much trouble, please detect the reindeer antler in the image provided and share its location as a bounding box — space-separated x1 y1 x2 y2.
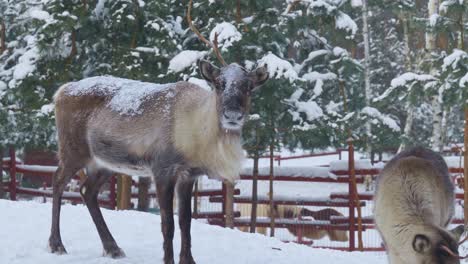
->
440 245 468 259
187 0 227 66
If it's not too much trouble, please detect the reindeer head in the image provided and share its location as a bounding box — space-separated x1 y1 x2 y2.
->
409 225 464 264
187 0 269 132
199 60 268 132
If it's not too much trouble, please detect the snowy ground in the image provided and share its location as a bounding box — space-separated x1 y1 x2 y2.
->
0 200 388 264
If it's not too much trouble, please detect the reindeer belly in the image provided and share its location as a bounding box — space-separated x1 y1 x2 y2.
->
88 133 153 177
93 156 153 177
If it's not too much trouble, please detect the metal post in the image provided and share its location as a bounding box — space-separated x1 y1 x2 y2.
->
348 141 355 251
9 147 16 201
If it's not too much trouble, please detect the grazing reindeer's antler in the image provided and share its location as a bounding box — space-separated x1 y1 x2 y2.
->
187 0 227 66
440 245 468 259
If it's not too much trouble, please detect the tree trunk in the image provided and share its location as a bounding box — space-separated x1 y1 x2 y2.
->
464 106 468 226
398 15 413 152
362 0 372 157
0 19 5 55
269 139 275 237
137 177 151 212
426 0 443 152
431 91 444 151
117 174 132 210
224 181 235 228
398 103 414 152
250 124 260 233
250 155 259 233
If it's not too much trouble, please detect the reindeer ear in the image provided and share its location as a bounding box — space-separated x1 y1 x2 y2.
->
199 60 220 83
449 225 465 241
249 65 269 90
413 234 431 253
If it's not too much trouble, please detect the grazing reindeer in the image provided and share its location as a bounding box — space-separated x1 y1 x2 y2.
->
238 204 348 242
374 147 464 264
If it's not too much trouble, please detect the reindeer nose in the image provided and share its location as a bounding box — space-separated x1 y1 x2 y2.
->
223 111 243 121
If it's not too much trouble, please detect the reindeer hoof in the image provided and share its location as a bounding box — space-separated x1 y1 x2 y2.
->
48 241 67 255
179 255 196 264
103 247 126 258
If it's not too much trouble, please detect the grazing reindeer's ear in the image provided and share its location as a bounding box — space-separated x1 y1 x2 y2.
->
199 60 220 83
450 225 465 241
249 65 269 90
413 234 431 254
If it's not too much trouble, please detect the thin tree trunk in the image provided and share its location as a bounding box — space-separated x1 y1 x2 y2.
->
431 90 444 151
250 124 259 233
398 102 414 152
464 106 468 226
0 19 5 54
398 15 413 152
225 181 235 228
269 137 275 237
426 0 443 151
362 0 372 157
459 10 464 50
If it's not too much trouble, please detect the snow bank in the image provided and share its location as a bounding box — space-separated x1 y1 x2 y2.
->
330 159 373 171
241 166 336 179
168 50 207 73
0 200 387 264
209 22 242 52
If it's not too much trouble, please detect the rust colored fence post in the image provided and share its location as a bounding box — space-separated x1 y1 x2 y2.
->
348 141 355 251
109 175 117 210
464 107 468 227
9 147 16 201
0 148 4 199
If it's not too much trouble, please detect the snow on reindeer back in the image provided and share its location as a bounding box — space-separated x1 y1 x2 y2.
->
65 76 175 115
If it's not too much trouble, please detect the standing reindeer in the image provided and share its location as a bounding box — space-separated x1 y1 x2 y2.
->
49 62 268 263
48 3 269 263
374 147 464 264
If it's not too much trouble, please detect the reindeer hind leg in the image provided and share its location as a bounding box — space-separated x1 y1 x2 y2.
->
48 163 83 254
81 167 125 258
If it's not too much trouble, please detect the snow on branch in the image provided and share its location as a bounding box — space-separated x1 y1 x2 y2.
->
361 106 400 132
442 49 467 71
258 52 298 82
335 12 357 38
390 72 436 88
285 88 324 122
168 50 207 73
209 22 242 52
302 71 337 98
460 73 468 87
373 72 436 102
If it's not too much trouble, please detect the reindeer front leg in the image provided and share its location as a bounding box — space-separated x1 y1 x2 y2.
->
155 171 177 264
177 177 196 264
